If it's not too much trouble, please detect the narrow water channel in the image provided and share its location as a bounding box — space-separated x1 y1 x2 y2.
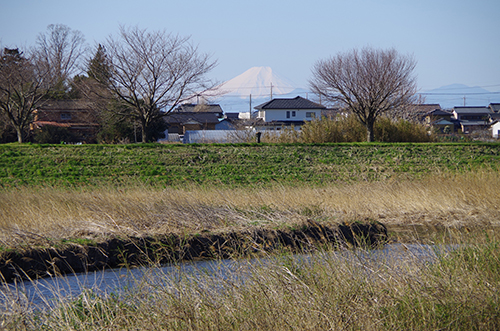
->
0 243 452 310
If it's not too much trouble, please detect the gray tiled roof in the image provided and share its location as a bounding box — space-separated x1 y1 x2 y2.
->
164 112 221 124
453 106 492 114
432 119 455 125
489 103 500 113
459 120 490 126
426 109 452 116
175 104 223 113
254 96 325 110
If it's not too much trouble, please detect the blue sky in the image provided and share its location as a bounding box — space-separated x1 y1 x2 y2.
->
1 0 499 94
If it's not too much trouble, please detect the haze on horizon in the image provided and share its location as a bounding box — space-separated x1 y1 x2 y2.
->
1 0 499 96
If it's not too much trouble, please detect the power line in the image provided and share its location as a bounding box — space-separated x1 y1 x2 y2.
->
418 92 500 95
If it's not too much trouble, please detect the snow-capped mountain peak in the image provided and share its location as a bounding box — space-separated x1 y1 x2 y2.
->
216 66 296 99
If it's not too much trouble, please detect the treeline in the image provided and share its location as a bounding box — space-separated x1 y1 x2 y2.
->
0 24 216 144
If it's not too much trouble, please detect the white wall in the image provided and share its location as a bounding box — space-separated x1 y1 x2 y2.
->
492 122 500 138
258 109 321 122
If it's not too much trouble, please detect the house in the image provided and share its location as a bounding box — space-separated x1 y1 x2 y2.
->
31 100 99 142
452 106 492 133
253 96 326 130
214 112 243 130
412 104 442 123
424 109 453 124
163 111 223 134
423 109 457 132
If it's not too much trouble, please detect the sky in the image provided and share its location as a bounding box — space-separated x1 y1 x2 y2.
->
1 0 499 96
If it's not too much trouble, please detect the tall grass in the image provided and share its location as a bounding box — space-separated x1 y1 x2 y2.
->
300 114 434 143
301 114 366 143
1 233 499 330
0 170 498 249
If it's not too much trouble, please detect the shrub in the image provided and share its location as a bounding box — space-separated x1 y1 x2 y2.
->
34 125 79 144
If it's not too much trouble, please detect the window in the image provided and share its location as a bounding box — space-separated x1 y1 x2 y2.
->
292 111 296 117
286 111 290 119
60 113 71 120
306 112 316 118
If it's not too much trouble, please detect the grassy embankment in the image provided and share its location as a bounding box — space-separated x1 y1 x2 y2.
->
0 142 499 329
0 142 499 248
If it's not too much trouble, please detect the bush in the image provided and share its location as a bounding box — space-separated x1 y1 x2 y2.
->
34 125 79 144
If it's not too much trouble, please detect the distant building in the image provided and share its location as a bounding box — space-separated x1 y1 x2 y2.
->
452 106 492 133
31 100 99 142
164 111 223 134
163 103 225 135
253 96 325 130
412 104 442 122
422 108 457 133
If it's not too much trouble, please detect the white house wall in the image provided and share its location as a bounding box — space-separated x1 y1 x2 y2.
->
259 109 321 122
492 122 500 138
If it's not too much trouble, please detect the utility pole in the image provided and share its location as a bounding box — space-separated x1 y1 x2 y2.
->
249 94 252 118
270 82 273 99
463 96 466 106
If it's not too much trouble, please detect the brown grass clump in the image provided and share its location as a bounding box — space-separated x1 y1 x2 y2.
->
0 170 498 249
300 114 434 143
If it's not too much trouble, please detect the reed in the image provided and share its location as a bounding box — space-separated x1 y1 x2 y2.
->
300 115 434 143
0 170 498 250
1 233 498 330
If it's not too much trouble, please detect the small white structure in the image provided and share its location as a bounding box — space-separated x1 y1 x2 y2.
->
491 121 500 138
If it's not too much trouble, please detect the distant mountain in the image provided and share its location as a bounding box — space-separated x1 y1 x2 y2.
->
216 66 296 98
198 67 313 113
419 84 500 109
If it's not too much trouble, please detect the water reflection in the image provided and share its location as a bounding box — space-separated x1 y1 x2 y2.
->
0 243 453 310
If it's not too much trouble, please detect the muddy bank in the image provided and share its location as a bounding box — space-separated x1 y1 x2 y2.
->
0 220 387 283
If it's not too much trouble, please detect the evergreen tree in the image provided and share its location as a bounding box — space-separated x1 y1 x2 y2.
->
88 44 111 84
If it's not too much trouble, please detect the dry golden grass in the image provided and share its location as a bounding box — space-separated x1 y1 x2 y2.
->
0 170 499 248
2 233 499 330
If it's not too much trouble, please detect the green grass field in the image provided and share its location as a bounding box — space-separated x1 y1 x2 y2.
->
1 142 499 188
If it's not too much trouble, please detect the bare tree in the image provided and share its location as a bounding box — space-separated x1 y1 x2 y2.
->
36 24 87 91
386 94 427 123
102 26 217 142
309 47 417 142
0 48 51 142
